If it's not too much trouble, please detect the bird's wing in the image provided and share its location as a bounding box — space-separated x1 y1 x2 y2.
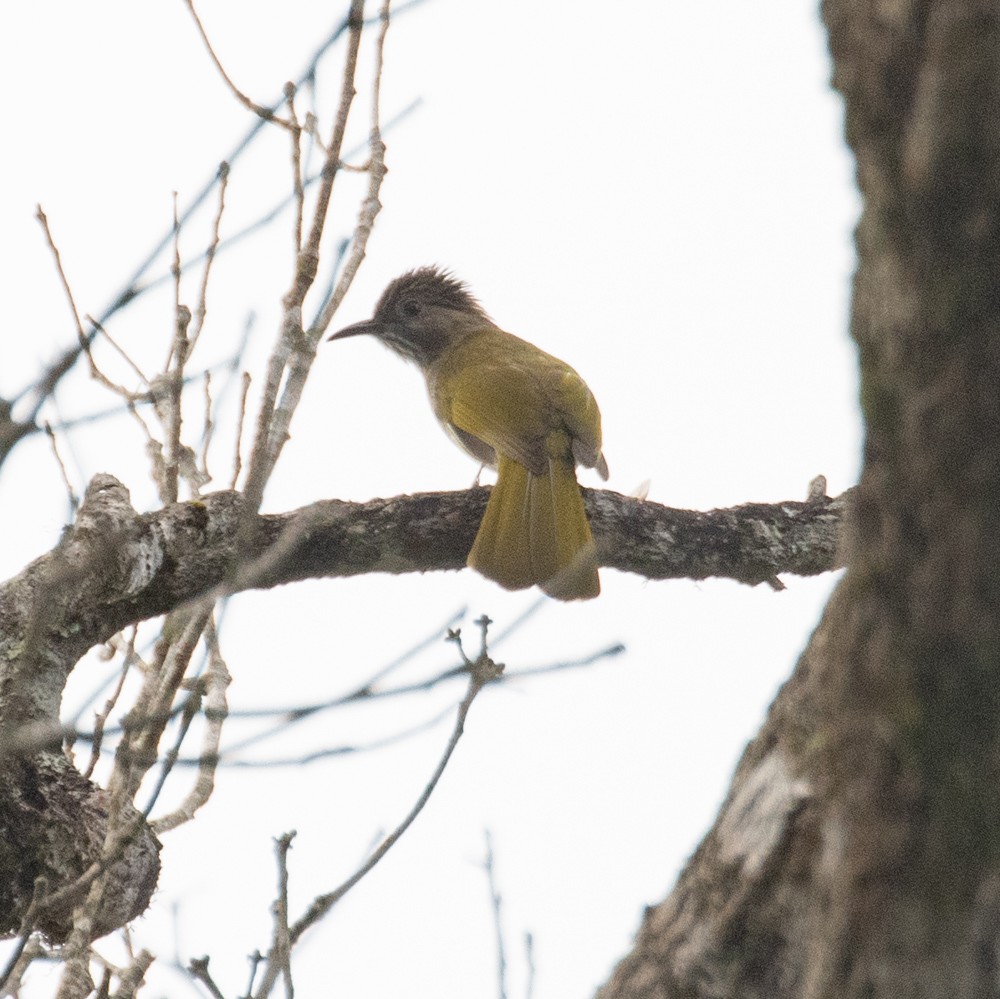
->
432 330 605 477
446 366 550 475
552 367 606 476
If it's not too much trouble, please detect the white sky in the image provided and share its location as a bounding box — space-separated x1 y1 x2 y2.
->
0 2 860 997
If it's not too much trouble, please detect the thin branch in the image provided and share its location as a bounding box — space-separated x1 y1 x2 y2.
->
29 347 241 443
483 830 508 999
44 422 80 515
229 603 467 721
525 932 536 999
188 956 226 999
244 951 265 999
294 619 499 930
0 876 48 996
182 0 291 127
169 192 183 368
296 0 366 302
252 618 504 998
198 642 624 764
285 84 306 254
270 833 295 999
150 621 231 833
36 210 147 403
234 0 400 510
199 372 214 490
111 949 153 999
159 192 192 505
95 965 113 999
140 681 204 820
2 12 425 472
59 638 624 772
183 701 456 769
101 10 354 313
231 371 252 489
35 206 86 342
82 634 136 780
188 161 229 354
98 98 419 313
118 605 213 801
309 0 390 341
86 317 151 388
242 0 368 512
66 633 149 729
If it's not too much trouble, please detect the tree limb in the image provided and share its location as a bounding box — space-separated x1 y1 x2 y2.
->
0 471 846 942
2 476 850 677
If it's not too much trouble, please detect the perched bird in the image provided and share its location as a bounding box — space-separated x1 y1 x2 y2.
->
328 267 608 599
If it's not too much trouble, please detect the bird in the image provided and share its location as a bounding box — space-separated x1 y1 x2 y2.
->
328 267 608 599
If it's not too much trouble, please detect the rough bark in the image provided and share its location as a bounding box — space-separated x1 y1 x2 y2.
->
596 1 1000 997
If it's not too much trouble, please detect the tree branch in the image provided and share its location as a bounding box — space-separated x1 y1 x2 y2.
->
0 471 845 943
1 478 849 686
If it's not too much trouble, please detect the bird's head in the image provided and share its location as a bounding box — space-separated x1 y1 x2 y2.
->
328 267 489 368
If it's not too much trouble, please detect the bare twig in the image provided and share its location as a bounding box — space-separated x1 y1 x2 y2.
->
95 965 113 999
271 833 296 999
188 956 226 999
150 621 232 833
484 830 508 999
169 192 183 366
188 162 230 354
242 0 368 512
252 617 503 998
130 608 213 791
129 396 168 489
182 1 291 127
181 701 456 769
2 11 422 476
140 682 204 821
113 949 154 999
36 210 147 402
44 422 80 514
206 639 623 762
243 950 265 999
35 206 86 341
56 948 95 999
309 0 391 341
55 637 623 774
59 632 620 772
200 372 214 490
0 876 48 996
99 10 358 322
81 98 419 321
296 618 500 925
85 317 151 388
231 371 252 490
525 932 535 999
285 84 306 253
83 633 136 780
158 194 192 505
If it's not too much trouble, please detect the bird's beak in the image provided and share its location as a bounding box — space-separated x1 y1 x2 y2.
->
328 318 379 341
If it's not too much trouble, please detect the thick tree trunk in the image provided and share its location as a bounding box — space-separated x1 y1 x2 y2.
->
597 2 1000 996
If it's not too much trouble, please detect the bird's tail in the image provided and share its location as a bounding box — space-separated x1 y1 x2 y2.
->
468 454 600 600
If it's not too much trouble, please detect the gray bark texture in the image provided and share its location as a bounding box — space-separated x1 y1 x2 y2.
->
0 475 844 943
595 1 1000 997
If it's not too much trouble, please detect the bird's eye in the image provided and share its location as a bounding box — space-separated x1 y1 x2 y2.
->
400 299 421 318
